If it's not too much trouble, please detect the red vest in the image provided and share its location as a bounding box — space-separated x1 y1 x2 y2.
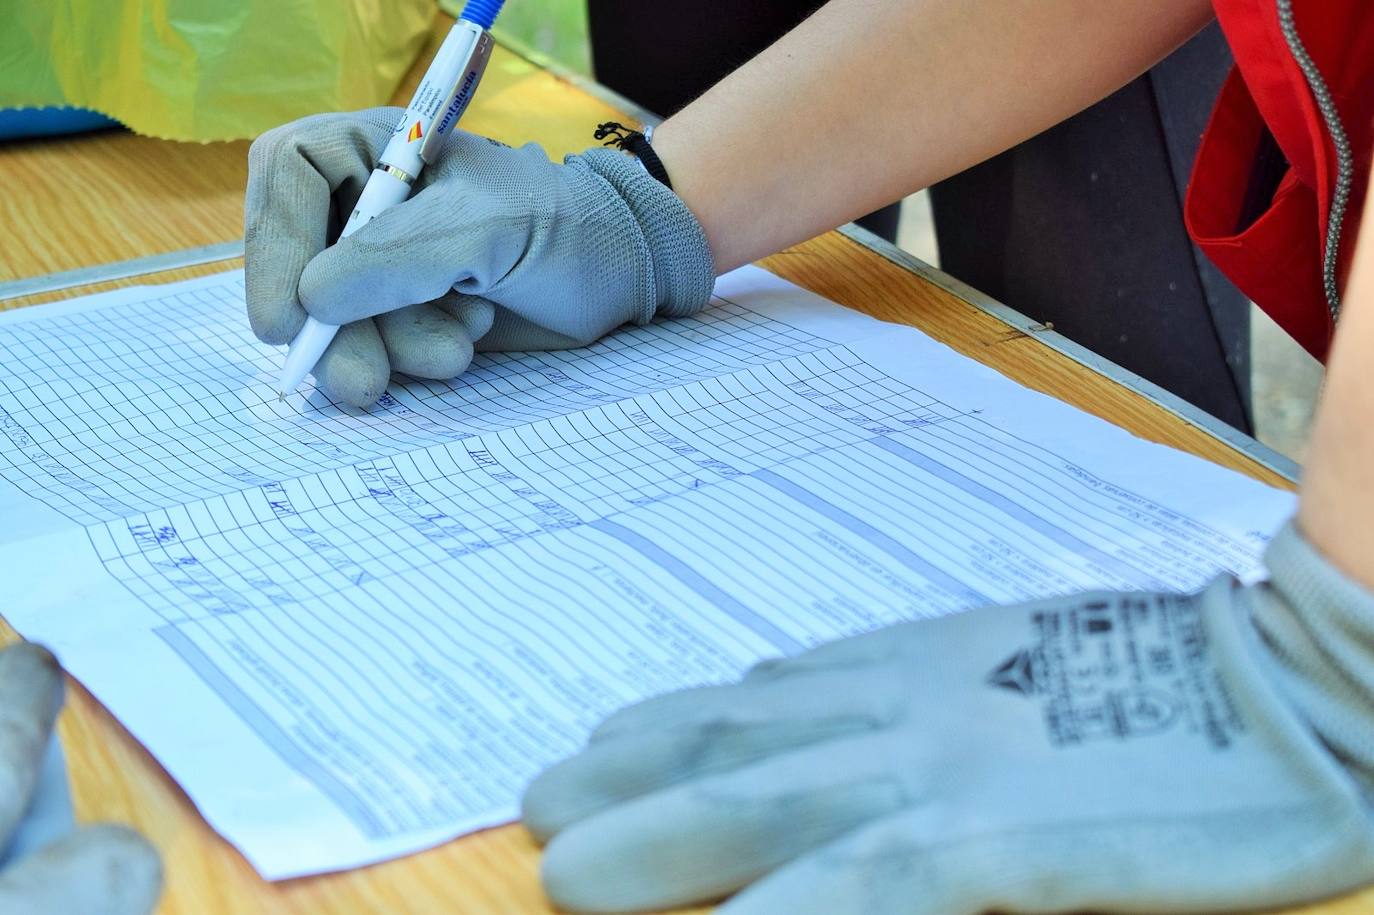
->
1186 0 1374 361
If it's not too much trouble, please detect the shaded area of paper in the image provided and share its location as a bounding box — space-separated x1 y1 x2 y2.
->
0 267 1293 877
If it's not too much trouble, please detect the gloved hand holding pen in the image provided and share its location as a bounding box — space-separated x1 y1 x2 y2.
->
243 110 714 407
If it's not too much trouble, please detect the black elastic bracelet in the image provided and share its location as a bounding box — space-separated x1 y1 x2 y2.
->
594 121 673 189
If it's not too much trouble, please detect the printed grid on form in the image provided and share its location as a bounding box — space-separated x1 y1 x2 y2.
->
0 272 827 525
0 268 1287 872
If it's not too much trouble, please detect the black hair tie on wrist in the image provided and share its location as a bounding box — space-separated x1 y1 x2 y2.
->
595 121 673 190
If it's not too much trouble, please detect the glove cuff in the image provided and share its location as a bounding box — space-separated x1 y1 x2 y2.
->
576 148 716 321
1254 520 1374 797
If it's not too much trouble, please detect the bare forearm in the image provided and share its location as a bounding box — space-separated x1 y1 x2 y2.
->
1298 192 1374 590
653 0 1213 271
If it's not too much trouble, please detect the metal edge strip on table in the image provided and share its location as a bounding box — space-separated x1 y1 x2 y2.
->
0 241 245 302
840 223 1300 484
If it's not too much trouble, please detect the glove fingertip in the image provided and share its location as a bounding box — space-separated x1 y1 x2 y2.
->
0 823 163 915
313 321 391 408
322 365 390 409
539 813 707 914
377 304 476 380
245 298 307 347
1 641 62 680
520 766 571 845
78 823 164 913
539 830 617 913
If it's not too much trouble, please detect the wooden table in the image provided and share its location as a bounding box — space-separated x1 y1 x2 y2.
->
1 12 1367 914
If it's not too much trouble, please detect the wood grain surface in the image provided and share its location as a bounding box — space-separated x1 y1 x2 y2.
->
1 10 1369 915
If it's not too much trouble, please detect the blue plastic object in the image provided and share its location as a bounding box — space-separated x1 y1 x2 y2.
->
459 0 505 29
0 107 120 141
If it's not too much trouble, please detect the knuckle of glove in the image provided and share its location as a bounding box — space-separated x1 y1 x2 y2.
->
249 109 402 174
247 114 333 173
427 135 558 197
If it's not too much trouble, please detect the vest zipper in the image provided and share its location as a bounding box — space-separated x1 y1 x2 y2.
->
1275 0 1353 325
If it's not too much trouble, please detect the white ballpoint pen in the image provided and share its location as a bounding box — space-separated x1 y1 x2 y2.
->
276 0 505 400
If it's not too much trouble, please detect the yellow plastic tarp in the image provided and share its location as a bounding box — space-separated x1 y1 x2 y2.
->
0 0 436 142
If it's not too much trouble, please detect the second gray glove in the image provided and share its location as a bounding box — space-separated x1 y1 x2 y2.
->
523 521 1374 913
245 108 715 407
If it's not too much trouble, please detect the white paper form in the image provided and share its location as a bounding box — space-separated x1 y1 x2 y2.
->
0 266 1294 877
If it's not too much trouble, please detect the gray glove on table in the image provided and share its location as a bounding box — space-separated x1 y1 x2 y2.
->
245 108 714 407
0 643 161 914
523 520 1374 913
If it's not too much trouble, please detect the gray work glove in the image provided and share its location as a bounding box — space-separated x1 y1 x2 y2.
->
523 520 1374 913
0 644 161 914
245 108 714 407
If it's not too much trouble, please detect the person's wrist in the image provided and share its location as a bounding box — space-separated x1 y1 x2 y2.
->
646 117 730 268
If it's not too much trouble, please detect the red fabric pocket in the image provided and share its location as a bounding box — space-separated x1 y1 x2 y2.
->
1186 69 1332 361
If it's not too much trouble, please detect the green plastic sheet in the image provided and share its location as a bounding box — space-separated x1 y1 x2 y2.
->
0 0 435 142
